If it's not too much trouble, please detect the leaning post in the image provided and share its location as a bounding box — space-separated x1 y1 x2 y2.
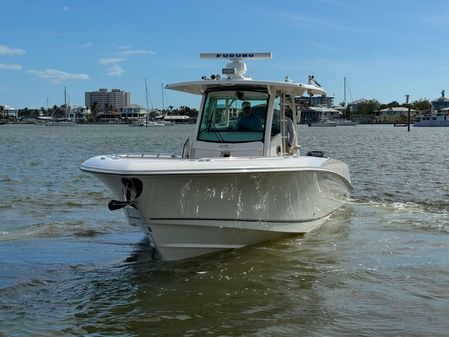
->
405 94 410 132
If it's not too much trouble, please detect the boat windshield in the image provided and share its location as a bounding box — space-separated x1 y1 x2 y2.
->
198 89 269 143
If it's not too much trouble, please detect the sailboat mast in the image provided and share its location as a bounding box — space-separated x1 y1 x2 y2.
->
145 78 154 110
64 86 67 119
145 78 149 110
343 77 347 107
161 83 165 111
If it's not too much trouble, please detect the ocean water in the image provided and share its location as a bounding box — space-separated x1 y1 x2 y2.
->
0 123 448 336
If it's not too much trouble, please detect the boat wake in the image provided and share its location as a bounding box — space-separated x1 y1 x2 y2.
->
0 220 107 242
352 199 449 234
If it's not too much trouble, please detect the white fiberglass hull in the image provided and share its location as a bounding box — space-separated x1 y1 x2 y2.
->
81 155 351 261
308 121 337 127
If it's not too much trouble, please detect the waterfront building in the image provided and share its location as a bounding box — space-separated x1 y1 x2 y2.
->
85 88 130 112
378 107 417 124
299 106 341 124
1 105 19 120
120 104 148 120
296 95 334 108
431 90 449 112
348 99 368 113
70 106 91 122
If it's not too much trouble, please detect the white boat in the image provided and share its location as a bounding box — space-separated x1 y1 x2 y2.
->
335 119 358 126
308 119 337 127
143 120 165 127
413 112 449 127
80 52 352 261
130 119 165 127
46 120 77 126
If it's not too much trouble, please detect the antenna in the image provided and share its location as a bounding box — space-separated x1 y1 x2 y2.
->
200 52 272 80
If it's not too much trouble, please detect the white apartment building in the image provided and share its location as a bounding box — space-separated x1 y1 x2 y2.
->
85 88 130 112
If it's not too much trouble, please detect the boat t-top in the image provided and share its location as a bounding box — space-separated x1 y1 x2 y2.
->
80 52 352 261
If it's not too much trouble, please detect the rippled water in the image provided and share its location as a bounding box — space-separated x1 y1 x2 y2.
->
1 124 448 336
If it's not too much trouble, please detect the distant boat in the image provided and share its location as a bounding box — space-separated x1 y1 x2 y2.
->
335 77 357 126
413 112 449 127
46 119 76 126
144 121 165 127
308 119 337 127
335 119 358 126
130 119 165 127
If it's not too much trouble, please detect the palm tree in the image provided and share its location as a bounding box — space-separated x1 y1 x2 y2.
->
91 101 98 120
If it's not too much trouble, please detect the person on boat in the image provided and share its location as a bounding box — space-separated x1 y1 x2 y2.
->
236 101 262 131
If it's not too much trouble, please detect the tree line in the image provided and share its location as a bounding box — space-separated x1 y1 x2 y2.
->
345 98 431 118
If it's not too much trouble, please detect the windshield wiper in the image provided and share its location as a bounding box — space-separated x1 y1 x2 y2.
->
206 119 225 142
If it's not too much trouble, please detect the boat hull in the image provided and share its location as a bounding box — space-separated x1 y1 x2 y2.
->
308 121 337 127
82 156 351 260
413 121 449 127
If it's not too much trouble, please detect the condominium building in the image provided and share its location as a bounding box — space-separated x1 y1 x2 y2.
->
85 88 130 112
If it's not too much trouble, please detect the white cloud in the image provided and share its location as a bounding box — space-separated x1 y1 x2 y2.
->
106 65 126 77
0 63 22 70
99 57 125 65
63 5 69 12
98 47 154 77
0 45 26 56
118 49 155 56
27 68 89 83
81 42 94 48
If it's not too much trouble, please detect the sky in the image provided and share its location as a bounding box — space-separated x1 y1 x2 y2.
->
1 0 449 110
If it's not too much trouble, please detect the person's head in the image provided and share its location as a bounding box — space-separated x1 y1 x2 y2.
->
242 101 251 115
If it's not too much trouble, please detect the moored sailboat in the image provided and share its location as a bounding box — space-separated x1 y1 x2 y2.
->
46 87 76 126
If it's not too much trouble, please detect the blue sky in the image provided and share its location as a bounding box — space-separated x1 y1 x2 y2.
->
1 0 448 110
